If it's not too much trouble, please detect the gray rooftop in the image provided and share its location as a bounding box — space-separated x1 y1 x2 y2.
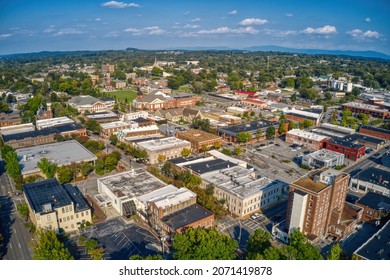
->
98 168 166 198
354 167 390 190
357 192 390 211
69 95 100 106
355 220 390 260
162 204 213 230
16 140 97 175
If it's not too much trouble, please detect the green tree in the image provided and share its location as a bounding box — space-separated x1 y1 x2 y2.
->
109 134 118 145
181 148 192 158
233 147 243 155
56 166 74 184
326 243 342 260
191 117 210 132
17 203 30 221
89 247 105 260
205 184 215 196
236 132 252 143
302 119 313 128
221 148 231 155
80 162 94 177
130 254 164 260
290 93 297 102
85 119 101 134
266 126 276 139
0 102 10 113
157 154 166 164
288 121 296 130
37 157 57 178
85 239 99 251
283 229 322 260
246 228 272 259
256 129 263 140
173 228 238 260
278 118 286 134
33 230 74 260
151 67 163 77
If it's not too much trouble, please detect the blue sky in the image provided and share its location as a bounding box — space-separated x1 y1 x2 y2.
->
0 0 389 55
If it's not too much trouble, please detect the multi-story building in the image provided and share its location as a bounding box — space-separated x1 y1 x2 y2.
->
116 124 160 140
328 79 353 92
351 166 390 197
242 98 267 109
341 133 385 150
136 137 191 164
325 138 365 161
284 108 322 126
132 91 200 111
286 129 329 150
341 102 390 119
36 102 53 120
35 116 74 130
154 108 202 122
359 125 390 140
23 178 92 233
101 64 115 73
285 168 351 242
202 166 289 217
100 121 134 137
0 111 22 127
68 95 114 113
177 129 222 153
218 120 281 143
302 149 345 169
84 111 119 123
355 192 390 222
121 111 149 122
0 123 35 135
311 123 355 139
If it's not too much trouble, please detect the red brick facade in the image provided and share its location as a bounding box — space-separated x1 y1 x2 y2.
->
325 141 365 161
359 126 390 140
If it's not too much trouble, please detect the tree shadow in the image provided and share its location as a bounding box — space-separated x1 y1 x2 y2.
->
0 196 16 259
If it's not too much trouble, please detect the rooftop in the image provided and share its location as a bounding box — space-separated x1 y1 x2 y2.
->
293 176 329 193
183 158 237 175
178 129 221 142
137 137 190 151
322 123 356 134
326 138 365 149
357 192 390 211
287 129 329 141
137 185 178 207
85 111 118 119
343 102 387 112
16 140 97 175
355 220 390 260
36 117 74 130
341 133 385 145
148 187 196 209
360 125 390 135
69 95 100 106
355 167 390 189
303 149 345 161
98 168 166 198
23 178 89 214
100 121 131 130
162 204 213 230
285 108 321 119
117 124 159 138
218 120 279 135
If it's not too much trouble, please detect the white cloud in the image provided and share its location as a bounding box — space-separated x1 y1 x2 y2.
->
263 29 298 37
239 18 268 26
0 34 12 39
43 25 56 33
365 17 371 22
95 18 102 21
197 26 259 35
347 29 380 40
302 25 337 35
183 24 200 29
285 13 293 17
54 28 84 36
228 10 238 15
191 18 201 22
104 31 120 37
101 1 139 8
124 26 166 35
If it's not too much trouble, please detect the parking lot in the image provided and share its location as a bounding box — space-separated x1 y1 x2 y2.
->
67 218 161 260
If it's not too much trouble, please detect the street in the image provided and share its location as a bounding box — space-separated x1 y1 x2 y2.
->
0 161 33 260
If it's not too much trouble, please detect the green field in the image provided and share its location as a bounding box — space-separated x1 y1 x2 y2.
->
108 89 138 103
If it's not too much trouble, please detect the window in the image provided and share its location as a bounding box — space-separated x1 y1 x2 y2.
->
47 215 51 221
76 214 79 219
62 208 65 214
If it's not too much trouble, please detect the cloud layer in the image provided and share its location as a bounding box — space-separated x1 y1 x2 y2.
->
302 25 337 35
101 1 139 8
239 18 268 26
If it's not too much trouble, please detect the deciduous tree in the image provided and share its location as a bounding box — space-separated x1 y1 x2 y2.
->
33 230 74 260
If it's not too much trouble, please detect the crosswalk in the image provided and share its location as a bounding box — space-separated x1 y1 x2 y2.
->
242 216 270 233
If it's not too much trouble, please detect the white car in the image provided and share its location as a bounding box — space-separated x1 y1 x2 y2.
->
251 213 260 219
291 148 297 151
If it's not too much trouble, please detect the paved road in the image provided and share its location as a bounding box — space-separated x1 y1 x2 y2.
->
0 161 33 260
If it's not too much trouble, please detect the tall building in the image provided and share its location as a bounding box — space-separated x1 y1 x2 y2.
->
286 168 350 242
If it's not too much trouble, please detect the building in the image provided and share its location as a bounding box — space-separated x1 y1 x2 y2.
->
68 95 114 113
341 133 385 150
102 64 114 73
136 137 191 164
154 108 203 122
341 102 390 119
242 98 267 109
0 111 21 127
121 111 149 122
23 178 92 233
2 123 86 149
383 152 390 168
218 120 280 143
355 192 390 222
284 108 322 126
177 129 222 153
354 220 390 260
311 123 355 138
84 111 119 123
285 168 350 242
0 123 35 135
100 121 134 137
161 204 214 235
328 79 353 92
97 169 166 217
202 166 289 217
36 102 53 120
132 91 200 111
286 129 329 150
16 140 97 177
219 114 242 125
302 149 345 169
226 106 251 115
116 124 160 140
325 138 365 161
359 125 390 140
36 116 74 130
351 167 390 197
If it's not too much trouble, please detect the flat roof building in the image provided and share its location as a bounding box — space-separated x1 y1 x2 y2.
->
351 167 390 197
359 125 390 140
325 138 366 161
341 133 385 149
302 149 345 169
97 169 166 217
0 123 35 135
356 192 390 222
342 102 390 119
23 178 91 233
136 137 191 164
284 108 321 125
84 111 119 123
16 140 97 176
100 121 133 137
36 116 74 130
286 129 329 150
311 123 355 138
177 129 222 153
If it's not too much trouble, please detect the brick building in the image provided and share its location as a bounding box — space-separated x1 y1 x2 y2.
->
285 109 321 126
355 192 390 222
177 129 222 153
359 125 390 140
0 111 22 127
242 98 267 109
325 138 366 161
132 91 200 111
341 102 390 119
100 121 134 137
101 64 114 73
286 129 329 150
286 168 351 242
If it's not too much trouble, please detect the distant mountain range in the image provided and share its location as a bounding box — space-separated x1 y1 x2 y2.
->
1 45 389 60
165 45 390 60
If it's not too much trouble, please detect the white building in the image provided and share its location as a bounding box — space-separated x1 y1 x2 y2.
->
36 116 74 130
121 111 149 122
302 149 345 169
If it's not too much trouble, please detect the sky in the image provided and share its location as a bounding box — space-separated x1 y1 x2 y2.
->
0 0 389 55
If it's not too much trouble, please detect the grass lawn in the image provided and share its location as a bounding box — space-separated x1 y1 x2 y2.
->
173 84 193 93
107 89 138 103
